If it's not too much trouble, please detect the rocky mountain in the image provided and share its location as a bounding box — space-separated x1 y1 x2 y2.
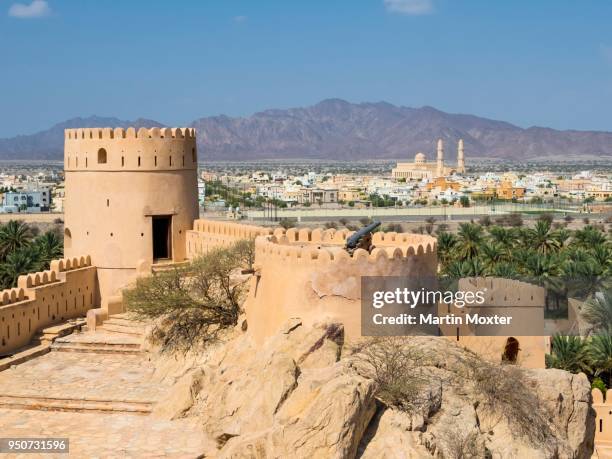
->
1 99 611 160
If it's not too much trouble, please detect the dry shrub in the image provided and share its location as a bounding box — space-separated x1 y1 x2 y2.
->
124 240 254 352
352 337 432 412
437 424 487 459
459 354 553 446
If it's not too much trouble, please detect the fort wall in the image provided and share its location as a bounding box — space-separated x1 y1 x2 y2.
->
64 127 199 303
184 219 437 342
245 227 438 343
438 278 547 368
592 389 612 444
186 219 273 258
0 256 96 355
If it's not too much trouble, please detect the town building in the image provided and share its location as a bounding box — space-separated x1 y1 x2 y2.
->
392 139 466 180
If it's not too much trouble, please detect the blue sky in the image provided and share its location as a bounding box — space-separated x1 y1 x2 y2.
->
1 0 611 137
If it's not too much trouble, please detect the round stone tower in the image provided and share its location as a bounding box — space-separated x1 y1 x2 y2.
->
63 126 199 302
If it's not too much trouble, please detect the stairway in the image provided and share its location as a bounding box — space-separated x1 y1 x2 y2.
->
98 314 147 338
49 313 146 355
0 394 153 415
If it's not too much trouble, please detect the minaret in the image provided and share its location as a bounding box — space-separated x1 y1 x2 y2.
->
457 139 465 173
436 138 444 177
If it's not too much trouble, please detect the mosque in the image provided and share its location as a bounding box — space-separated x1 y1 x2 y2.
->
392 139 466 180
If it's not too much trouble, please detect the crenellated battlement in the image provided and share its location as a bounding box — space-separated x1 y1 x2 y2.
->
64 126 197 172
0 255 97 355
459 277 545 307
253 228 436 266
187 220 273 258
65 127 195 140
186 219 437 261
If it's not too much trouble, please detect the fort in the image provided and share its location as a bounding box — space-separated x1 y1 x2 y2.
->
0 127 545 364
0 127 605 455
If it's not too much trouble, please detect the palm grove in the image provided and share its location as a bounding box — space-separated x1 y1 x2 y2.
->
436 215 612 392
0 220 63 289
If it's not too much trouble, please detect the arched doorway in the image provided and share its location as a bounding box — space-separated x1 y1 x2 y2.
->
502 337 520 364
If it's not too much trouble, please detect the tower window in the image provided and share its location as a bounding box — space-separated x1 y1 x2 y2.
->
121 156 125 167
192 148 196 162
169 156 172 166
138 156 141 167
154 156 157 166
98 148 107 164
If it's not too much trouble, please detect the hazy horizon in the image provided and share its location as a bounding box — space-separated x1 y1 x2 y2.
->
2 0 612 137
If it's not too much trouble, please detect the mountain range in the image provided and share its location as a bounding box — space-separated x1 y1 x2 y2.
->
1 99 611 161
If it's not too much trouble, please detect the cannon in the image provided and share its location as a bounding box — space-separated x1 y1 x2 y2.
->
345 221 381 255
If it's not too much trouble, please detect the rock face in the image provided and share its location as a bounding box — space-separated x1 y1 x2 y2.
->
148 320 595 459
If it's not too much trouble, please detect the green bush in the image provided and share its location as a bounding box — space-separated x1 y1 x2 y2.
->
124 240 254 352
592 377 607 400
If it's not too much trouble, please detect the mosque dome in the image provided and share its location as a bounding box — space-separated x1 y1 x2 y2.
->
415 152 426 164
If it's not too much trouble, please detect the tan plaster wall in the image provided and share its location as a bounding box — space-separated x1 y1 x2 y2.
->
182 220 548 369
0 256 96 355
593 389 612 443
64 127 199 301
244 228 438 344
186 219 272 257
438 278 547 368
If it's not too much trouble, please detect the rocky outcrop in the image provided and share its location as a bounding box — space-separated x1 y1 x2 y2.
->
147 319 595 459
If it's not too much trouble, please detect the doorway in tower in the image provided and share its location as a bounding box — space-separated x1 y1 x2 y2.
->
152 216 172 261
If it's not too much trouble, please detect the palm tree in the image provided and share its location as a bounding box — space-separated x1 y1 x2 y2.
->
589 332 612 386
479 241 506 269
0 246 41 289
436 232 457 265
582 289 612 332
442 258 485 278
553 228 572 248
523 220 561 255
454 223 483 260
488 226 518 249
0 220 33 259
590 244 612 274
545 334 590 374
34 231 63 269
563 256 609 300
574 226 607 248
523 252 565 311
487 262 519 279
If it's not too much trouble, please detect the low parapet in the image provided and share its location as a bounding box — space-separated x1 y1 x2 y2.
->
187 220 273 259
0 255 97 355
263 226 437 258
65 127 195 140
459 277 545 307
186 219 437 261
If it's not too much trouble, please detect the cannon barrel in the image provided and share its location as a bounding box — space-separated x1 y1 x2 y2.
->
346 221 381 249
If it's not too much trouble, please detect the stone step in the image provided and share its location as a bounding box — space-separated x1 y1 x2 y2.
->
0 394 152 415
36 319 87 344
104 316 146 328
0 344 50 372
51 342 143 355
99 323 145 337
